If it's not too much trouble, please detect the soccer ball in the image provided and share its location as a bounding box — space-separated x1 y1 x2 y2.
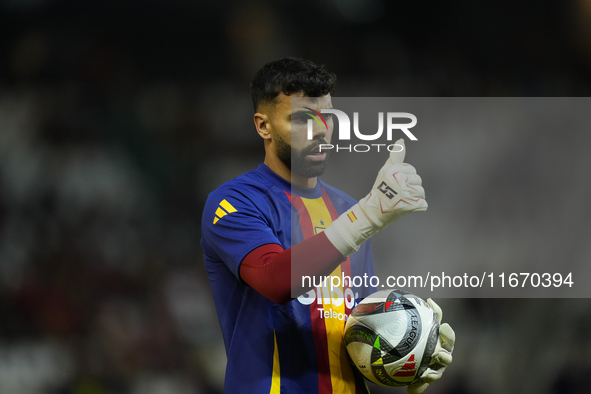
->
344 289 439 387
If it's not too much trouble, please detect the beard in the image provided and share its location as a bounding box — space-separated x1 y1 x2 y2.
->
274 133 330 178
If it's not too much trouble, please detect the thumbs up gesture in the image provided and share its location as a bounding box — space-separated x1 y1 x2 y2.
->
362 138 428 230
324 139 427 256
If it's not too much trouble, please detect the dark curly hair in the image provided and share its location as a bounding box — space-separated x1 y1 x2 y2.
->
250 57 337 112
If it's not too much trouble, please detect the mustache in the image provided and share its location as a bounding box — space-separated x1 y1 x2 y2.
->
305 139 329 154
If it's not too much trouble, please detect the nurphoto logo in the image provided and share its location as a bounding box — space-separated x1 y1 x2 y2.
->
306 109 417 153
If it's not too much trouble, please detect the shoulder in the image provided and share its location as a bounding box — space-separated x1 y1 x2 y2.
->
202 166 281 230
201 167 287 262
205 167 272 207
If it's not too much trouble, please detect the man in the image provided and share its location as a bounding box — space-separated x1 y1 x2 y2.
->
201 58 454 394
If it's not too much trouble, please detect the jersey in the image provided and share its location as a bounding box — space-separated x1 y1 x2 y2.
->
201 163 376 394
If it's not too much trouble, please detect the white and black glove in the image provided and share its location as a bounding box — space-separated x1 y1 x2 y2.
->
407 298 455 394
324 138 427 256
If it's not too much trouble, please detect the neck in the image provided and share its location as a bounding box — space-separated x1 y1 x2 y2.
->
264 155 318 189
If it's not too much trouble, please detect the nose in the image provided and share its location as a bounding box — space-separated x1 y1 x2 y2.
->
307 119 327 141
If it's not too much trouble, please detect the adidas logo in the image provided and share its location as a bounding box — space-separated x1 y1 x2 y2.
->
213 199 237 224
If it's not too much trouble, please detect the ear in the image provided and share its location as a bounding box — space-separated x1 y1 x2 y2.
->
254 112 272 140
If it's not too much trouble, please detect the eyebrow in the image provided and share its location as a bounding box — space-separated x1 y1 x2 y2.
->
288 107 334 120
288 110 309 120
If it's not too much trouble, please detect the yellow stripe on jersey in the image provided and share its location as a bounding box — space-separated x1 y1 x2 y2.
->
220 199 237 213
300 197 332 235
270 330 281 394
300 197 356 394
213 199 238 225
215 207 227 219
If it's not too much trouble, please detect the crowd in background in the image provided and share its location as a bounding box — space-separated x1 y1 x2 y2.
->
1 1 591 393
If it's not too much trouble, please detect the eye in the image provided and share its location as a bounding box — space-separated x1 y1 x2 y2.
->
291 113 309 123
322 113 333 122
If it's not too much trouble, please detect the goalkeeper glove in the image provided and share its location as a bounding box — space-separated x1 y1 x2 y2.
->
324 138 427 256
407 298 456 394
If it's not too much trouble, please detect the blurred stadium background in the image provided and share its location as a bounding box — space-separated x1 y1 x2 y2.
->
1 1 591 393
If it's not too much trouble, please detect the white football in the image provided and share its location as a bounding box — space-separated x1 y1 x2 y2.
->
344 289 439 387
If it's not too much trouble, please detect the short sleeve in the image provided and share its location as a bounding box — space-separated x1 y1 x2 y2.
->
201 189 283 279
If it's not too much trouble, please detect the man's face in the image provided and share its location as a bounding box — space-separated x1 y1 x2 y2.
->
268 93 334 178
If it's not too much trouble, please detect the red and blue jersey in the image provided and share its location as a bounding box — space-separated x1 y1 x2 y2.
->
201 163 376 394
